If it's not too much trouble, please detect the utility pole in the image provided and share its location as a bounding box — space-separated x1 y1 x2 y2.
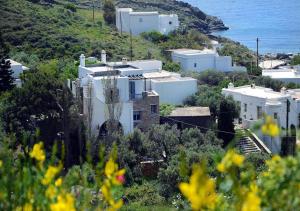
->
130 30 133 61
92 1 95 23
120 11 123 36
286 99 290 136
256 37 259 69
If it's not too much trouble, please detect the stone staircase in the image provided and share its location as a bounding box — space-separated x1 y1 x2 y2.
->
236 131 262 154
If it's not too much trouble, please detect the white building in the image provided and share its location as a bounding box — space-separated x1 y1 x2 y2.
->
222 83 300 153
262 65 300 84
116 8 179 35
171 48 246 72
76 52 197 137
7 59 29 87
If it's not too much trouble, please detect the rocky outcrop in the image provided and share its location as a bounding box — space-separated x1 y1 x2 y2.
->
115 0 228 33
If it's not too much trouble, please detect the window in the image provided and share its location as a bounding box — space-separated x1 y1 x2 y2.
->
133 111 141 121
244 103 247 112
169 21 173 25
139 18 143 22
274 113 278 119
257 106 263 119
194 63 197 68
150 104 158 114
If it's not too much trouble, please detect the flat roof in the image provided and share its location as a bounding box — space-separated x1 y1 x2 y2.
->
171 48 216 56
223 85 287 99
169 107 210 117
262 68 300 79
130 12 159 16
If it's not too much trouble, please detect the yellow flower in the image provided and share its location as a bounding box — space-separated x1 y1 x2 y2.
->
50 193 75 211
241 184 261 211
55 178 63 187
18 203 33 211
232 153 245 167
46 185 56 199
261 116 280 137
0 160 3 168
108 199 124 211
30 142 46 164
179 165 217 210
42 165 61 185
105 157 118 178
217 149 245 173
217 163 225 173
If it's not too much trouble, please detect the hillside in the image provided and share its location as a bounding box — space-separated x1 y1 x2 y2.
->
0 0 162 63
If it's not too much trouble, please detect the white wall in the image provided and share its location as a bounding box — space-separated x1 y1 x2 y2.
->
130 14 159 35
159 14 179 35
83 76 134 136
151 79 197 105
129 60 162 72
116 8 179 35
215 56 232 72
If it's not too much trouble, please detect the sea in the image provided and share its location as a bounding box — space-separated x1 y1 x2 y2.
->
184 0 300 54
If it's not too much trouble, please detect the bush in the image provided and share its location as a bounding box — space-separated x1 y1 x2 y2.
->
103 0 115 25
64 3 77 12
163 62 181 72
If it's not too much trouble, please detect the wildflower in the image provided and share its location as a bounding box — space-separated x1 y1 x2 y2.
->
0 160 2 168
30 142 45 164
179 165 217 210
241 184 261 211
105 157 118 178
261 116 280 137
55 177 63 187
42 165 61 185
50 193 75 211
46 185 56 199
217 149 245 173
18 203 33 211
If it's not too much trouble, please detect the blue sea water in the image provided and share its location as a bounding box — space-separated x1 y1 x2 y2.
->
184 0 300 54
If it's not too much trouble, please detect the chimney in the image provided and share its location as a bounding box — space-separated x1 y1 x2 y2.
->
101 50 107 63
80 54 85 67
251 83 256 89
281 87 287 95
228 82 234 89
122 57 128 65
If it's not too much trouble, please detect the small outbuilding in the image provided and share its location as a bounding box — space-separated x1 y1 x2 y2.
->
160 107 212 132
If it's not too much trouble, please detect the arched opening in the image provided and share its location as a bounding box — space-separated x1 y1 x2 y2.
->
98 120 123 138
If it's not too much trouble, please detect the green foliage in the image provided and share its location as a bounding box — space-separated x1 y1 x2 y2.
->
291 54 300 65
217 96 239 146
159 104 175 116
163 62 181 72
103 0 116 25
64 3 77 12
1 0 161 62
0 59 14 93
124 181 165 206
141 31 169 43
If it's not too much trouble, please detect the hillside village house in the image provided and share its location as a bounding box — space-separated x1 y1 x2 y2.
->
262 65 300 84
116 8 179 35
171 48 246 72
74 51 197 137
7 59 29 87
222 83 300 153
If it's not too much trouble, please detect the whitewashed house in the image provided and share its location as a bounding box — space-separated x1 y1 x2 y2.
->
262 65 300 84
6 59 29 87
116 8 179 35
171 48 246 72
75 52 197 137
222 83 300 153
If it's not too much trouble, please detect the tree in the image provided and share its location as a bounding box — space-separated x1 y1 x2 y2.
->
103 0 115 25
217 96 239 146
291 54 300 65
0 59 14 93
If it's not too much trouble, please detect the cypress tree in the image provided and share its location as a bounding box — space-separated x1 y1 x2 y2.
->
0 59 15 93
